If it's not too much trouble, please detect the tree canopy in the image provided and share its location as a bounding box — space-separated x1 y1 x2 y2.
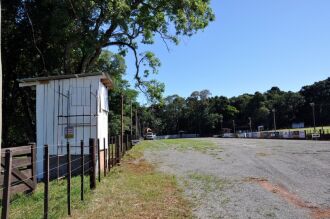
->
3 0 214 100
2 0 215 145
139 78 330 136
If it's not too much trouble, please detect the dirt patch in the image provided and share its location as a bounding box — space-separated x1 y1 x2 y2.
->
125 158 154 174
256 152 269 157
245 177 330 219
145 138 330 218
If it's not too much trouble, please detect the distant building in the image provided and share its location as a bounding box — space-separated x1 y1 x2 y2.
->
258 126 264 132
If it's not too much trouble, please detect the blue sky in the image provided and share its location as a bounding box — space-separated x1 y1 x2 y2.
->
124 0 330 102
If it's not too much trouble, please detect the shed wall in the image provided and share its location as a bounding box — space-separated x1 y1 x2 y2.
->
36 76 108 179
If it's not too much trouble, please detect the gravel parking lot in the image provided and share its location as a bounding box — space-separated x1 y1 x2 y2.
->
144 138 330 219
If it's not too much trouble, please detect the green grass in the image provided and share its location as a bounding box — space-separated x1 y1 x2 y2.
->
1 139 217 219
187 173 229 192
1 174 94 219
73 155 192 218
1 141 193 219
70 144 193 219
182 173 231 205
135 139 218 154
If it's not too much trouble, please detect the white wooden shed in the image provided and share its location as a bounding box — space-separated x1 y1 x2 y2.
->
19 72 112 179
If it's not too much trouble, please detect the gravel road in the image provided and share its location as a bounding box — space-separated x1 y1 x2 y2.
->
143 138 330 219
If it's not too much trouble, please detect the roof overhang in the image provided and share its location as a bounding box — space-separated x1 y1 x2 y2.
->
19 72 113 89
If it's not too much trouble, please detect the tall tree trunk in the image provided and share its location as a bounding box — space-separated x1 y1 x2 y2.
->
0 0 2 161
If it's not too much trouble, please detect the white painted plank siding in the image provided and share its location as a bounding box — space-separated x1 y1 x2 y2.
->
35 75 109 179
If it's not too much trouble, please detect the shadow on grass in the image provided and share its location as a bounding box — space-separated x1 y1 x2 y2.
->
1 142 193 219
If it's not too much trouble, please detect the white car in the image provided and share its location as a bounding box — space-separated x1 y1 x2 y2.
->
144 132 156 140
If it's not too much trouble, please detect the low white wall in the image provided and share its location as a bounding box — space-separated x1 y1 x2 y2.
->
226 130 306 139
156 134 199 140
223 133 235 138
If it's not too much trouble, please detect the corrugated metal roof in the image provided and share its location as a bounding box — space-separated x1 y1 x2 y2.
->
19 72 113 89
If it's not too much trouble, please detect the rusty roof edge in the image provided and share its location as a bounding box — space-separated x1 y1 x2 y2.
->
18 72 105 83
18 72 113 89
100 72 114 90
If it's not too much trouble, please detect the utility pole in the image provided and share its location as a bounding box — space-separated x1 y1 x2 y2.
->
219 114 223 136
248 117 252 133
0 1 3 163
272 109 277 132
310 102 316 132
121 94 124 149
142 121 145 138
135 109 138 139
232 120 236 134
320 104 324 131
130 100 133 136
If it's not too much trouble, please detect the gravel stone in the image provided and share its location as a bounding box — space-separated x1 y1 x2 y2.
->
143 138 330 219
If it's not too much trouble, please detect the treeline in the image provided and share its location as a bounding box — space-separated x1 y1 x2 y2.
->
139 78 330 136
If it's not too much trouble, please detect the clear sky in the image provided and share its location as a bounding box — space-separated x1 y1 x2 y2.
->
124 0 330 102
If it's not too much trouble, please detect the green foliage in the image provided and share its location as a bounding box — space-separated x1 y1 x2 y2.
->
140 78 330 135
3 0 214 99
2 0 214 144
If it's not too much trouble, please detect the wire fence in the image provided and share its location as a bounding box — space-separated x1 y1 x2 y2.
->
0 134 137 219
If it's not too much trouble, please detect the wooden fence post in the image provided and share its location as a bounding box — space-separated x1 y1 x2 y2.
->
112 137 115 166
66 142 71 216
122 135 125 157
131 135 133 148
80 140 84 201
126 135 129 151
121 135 123 158
108 137 111 170
2 149 12 219
122 134 126 156
116 135 120 164
44 145 49 219
31 143 37 188
129 135 132 149
97 139 101 182
104 138 106 177
130 135 132 149
89 138 96 190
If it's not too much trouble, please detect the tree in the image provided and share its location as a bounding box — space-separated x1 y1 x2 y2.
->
200 89 212 100
137 77 330 136
300 77 330 126
161 95 185 134
9 0 214 100
0 0 2 156
96 51 140 136
282 92 305 125
230 94 253 129
2 0 215 144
